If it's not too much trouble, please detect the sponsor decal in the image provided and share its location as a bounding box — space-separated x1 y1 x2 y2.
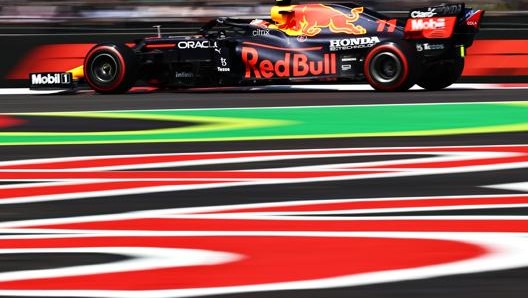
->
242 47 336 79
467 20 478 27
416 43 445 51
436 4 463 16
31 73 71 85
404 16 457 39
410 4 463 18
29 72 74 90
274 4 366 37
297 35 308 43
465 10 484 29
252 28 270 36
409 17 446 30
177 40 217 49
174 72 193 78
330 36 380 51
410 8 437 18
217 57 231 72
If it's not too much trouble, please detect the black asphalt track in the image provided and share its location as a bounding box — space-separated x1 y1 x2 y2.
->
0 88 527 298
1 88 527 113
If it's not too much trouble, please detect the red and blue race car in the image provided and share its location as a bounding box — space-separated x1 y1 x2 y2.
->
30 1 484 93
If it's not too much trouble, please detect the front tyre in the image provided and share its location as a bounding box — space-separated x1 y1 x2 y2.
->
84 43 138 94
417 58 465 91
364 42 418 92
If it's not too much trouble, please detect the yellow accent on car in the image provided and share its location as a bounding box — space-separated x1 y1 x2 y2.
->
67 65 84 80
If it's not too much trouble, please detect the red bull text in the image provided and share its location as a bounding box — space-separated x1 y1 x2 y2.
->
242 47 337 79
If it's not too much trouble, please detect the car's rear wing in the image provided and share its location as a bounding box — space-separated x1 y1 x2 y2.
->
404 3 484 40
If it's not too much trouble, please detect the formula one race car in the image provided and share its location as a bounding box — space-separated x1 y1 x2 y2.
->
30 1 484 93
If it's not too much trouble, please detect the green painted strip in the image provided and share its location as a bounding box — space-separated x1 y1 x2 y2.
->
1 102 527 145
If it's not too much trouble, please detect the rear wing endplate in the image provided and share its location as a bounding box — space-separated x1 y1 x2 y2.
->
404 3 484 39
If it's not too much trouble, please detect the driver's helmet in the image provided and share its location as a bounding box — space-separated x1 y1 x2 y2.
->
275 0 292 6
270 5 295 28
250 19 270 28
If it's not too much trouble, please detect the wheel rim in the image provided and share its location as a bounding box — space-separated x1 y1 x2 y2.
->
90 53 119 84
369 52 402 84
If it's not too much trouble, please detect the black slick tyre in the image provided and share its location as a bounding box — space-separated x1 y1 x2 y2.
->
417 58 465 91
364 42 418 92
84 43 138 94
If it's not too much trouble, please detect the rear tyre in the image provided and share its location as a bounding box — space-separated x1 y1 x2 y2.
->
84 43 138 94
364 42 418 92
417 58 465 91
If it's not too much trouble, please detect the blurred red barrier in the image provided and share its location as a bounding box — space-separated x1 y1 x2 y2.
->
464 39 528 76
6 44 93 80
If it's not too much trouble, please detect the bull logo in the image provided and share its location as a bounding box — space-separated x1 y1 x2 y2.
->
270 4 367 37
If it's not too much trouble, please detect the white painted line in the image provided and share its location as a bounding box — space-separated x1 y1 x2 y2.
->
284 83 528 91
0 247 240 282
2 83 528 95
485 182 528 192
0 88 66 95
